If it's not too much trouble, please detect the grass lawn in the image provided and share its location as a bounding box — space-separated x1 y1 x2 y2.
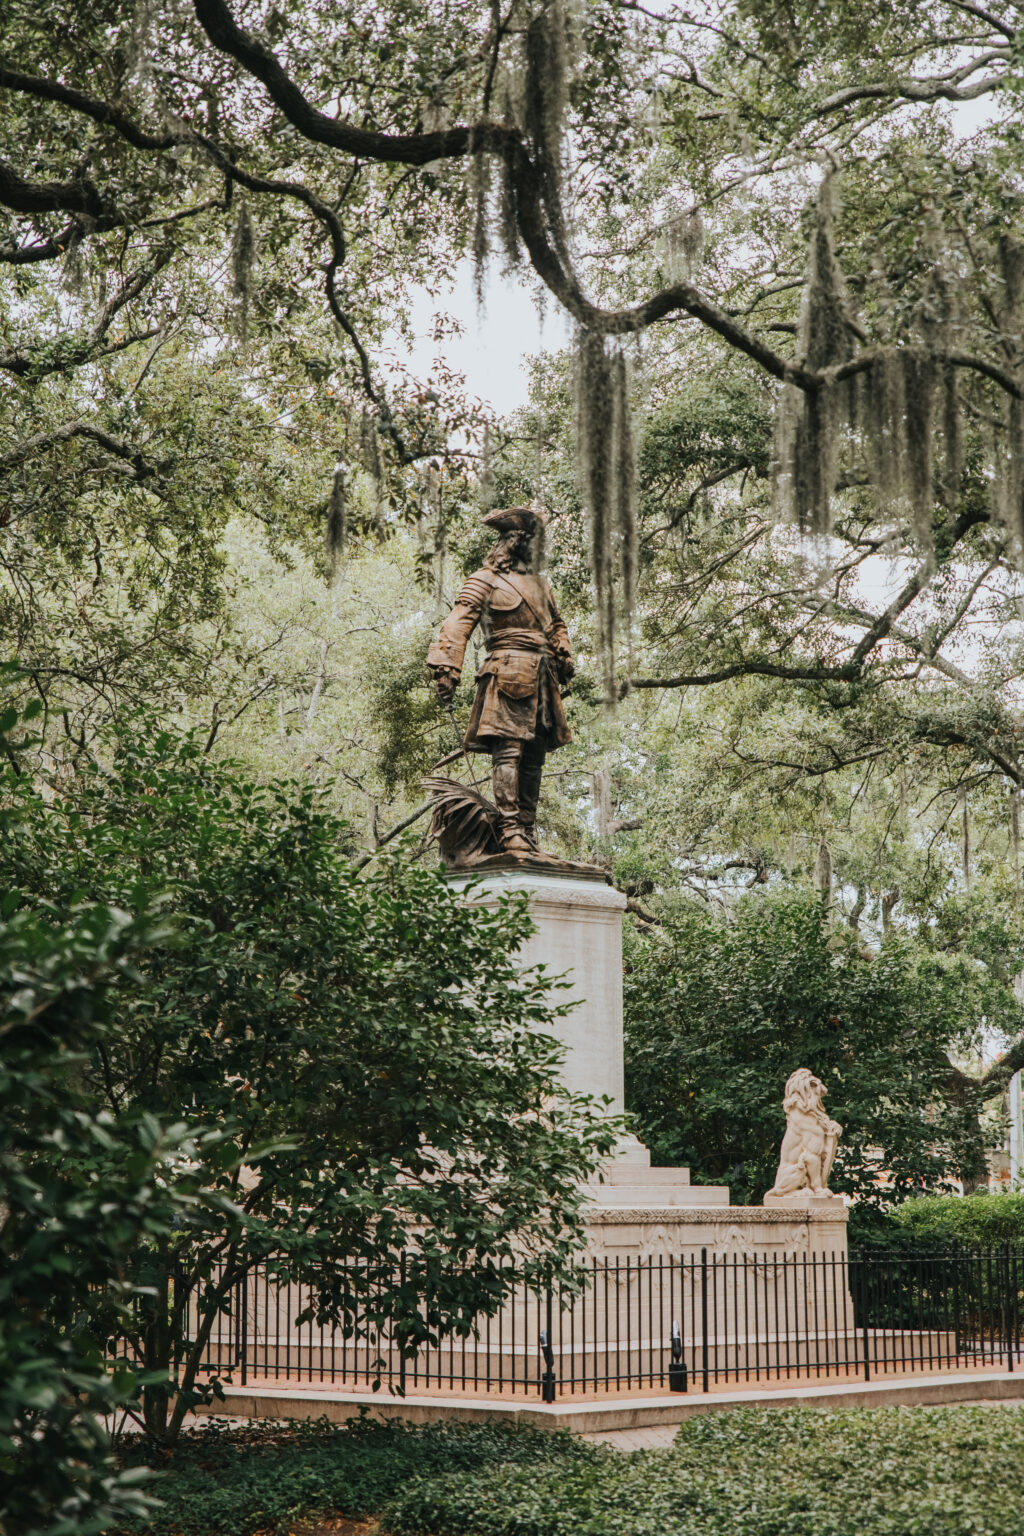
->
118 1404 1024 1536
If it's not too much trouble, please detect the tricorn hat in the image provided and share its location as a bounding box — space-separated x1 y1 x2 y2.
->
481 505 547 534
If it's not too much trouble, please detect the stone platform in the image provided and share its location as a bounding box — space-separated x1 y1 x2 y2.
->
447 864 849 1270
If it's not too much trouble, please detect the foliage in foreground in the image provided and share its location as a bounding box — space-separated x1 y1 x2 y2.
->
1 724 617 1445
115 1406 1024 1536
0 896 202 1536
115 1417 591 1536
624 894 995 1205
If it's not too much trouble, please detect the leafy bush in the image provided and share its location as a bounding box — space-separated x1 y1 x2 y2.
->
850 1192 1024 1252
116 1407 1024 1536
0 892 215 1531
115 1416 593 1536
1 725 617 1443
386 1407 1024 1536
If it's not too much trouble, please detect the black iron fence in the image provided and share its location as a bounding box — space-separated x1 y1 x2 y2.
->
168 1248 1024 1400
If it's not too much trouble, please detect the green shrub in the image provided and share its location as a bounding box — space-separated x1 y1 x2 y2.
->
115 1416 593 1536
624 895 991 1204
850 1192 1024 1252
385 1406 1024 1536
117 1406 1024 1536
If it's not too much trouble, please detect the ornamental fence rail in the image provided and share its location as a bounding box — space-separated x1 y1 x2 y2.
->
151 1249 1024 1401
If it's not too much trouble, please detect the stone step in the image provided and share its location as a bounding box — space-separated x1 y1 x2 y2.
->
598 1165 692 1187
586 1183 731 1208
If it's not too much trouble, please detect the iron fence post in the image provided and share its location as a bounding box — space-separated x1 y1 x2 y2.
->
242 1270 249 1387
700 1248 710 1393
399 1251 407 1395
1005 1245 1014 1373
952 1246 961 1364
854 1255 870 1383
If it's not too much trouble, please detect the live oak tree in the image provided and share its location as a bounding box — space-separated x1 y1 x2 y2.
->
5 0 1024 1239
6 0 1024 683
6 0 1024 768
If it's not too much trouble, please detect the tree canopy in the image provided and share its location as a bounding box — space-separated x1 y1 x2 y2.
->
0 718 617 1448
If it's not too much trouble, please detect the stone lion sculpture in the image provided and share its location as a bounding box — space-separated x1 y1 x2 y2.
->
765 1069 842 1201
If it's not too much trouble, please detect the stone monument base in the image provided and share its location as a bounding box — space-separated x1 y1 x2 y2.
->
583 1200 849 1262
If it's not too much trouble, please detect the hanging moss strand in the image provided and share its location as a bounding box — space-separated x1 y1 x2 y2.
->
326 462 348 581
575 330 638 702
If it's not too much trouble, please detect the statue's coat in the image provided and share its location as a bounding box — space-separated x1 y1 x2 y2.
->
427 568 573 751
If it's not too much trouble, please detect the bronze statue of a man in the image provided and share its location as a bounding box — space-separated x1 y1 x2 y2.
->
426 506 575 856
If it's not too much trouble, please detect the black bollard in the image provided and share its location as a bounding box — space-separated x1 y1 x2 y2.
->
540 1327 556 1403
669 1319 688 1393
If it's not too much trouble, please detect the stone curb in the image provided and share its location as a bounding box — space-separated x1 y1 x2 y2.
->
198 1372 1024 1433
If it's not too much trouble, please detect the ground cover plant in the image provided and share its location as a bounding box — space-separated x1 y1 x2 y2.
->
114 1417 595 1536
114 1406 1024 1536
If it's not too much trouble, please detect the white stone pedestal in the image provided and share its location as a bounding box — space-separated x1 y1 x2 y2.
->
454 867 629 1109
449 867 731 1210
447 864 848 1267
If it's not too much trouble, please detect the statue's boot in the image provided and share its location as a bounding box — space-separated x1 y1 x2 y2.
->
493 742 534 855
517 748 545 853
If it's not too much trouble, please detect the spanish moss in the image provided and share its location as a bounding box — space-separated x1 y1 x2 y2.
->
125 0 158 92
231 202 255 344
478 423 496 510
901 348 937 548
612 347 637 634
774 175 966 548
522 0 575 265
468 137 491 306
773 177 851 533
358 408 388 538
926 361 960 514
358 407 382 485
814 837 833 905
574 329 637 702
325 461 348 581
659 208 704 284
803 176 852 376
498 133 522 270
993 235 1024 549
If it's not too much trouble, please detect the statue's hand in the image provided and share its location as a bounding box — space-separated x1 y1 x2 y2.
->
433 667 459 705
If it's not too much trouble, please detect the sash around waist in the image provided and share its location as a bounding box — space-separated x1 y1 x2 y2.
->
486 628 552 654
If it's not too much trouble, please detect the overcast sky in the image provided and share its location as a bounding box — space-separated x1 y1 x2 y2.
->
402 262 571 416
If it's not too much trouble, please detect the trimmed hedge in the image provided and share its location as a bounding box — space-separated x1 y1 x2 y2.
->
849 1192 1024 1251
119 1405 1024 1536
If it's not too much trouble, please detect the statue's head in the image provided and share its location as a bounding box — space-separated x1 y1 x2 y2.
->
482 505 547 572
782 1068 827 1116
